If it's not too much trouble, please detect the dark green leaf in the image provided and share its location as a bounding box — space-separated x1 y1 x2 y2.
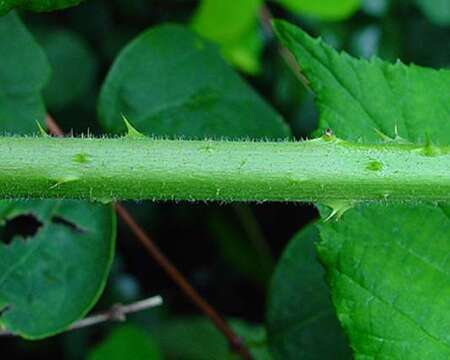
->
98 24 290 139
415 0 450 26
0 13 115 339
0 200 115 338
36 28 98 111
0 12 50 134
151 316 270 359
266 225 351 359
88 325 162 360
0 0 84 15
274 20 450 358
208 206 274 287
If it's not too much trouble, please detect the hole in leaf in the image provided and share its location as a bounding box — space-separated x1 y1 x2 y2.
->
0 215 43 244
51 216 85 234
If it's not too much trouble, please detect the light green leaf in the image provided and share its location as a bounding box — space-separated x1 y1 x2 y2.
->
88 325 162 360
191 0 263 74
274 20 450 145
0 200 115 338
415 0 450 26
98 24 290 139
266 224 351 360
0 0 84 15
0 12 50 134
317 205 450 358
278 0 361 21
37 28 98 111
274 20 450 358
221 25 264 75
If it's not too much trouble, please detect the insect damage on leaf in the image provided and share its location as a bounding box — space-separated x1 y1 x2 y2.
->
0 214 43 245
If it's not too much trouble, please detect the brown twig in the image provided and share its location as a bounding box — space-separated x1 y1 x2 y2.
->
45 115 253 360
0 296 163 337
259 4 312 92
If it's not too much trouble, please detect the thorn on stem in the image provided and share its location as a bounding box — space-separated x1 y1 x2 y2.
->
323 200 354 222
35 120 49 137
121 114 146 138
322 128 336 142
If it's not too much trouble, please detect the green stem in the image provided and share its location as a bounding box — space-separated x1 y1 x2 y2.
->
1 135 449 203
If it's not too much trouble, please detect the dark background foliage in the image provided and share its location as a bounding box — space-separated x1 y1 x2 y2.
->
1 0 449 358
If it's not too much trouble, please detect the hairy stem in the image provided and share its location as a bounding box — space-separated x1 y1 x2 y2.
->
45 115 253 360
1 135 449 202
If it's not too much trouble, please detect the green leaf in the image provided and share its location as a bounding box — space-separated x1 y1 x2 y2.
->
415 0 450 26
98 24 290 139
221 25 264 75
191 0 263 74
317 205 450 358
0 0 84 15
273 20 450 145
278 0 361 21
36 28 98 111
208 207 274 287
0 200 115 338
152 317 228 360
0 14 115 339
151 316 270 359
192 0 261 44
88 325 162 360
266 224 351 360
0 12 50 134
231 321 272 360
274 20 450 358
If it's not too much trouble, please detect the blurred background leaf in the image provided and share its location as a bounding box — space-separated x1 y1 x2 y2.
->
150 316 270 359
88 325 162 360
266 224 351 359
277 0 361 21
0 12 49 134
415 0 450 26
208 205 274 288
0 0 85 15
191 0 263 74
35 28 99 112
98 23 290 139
